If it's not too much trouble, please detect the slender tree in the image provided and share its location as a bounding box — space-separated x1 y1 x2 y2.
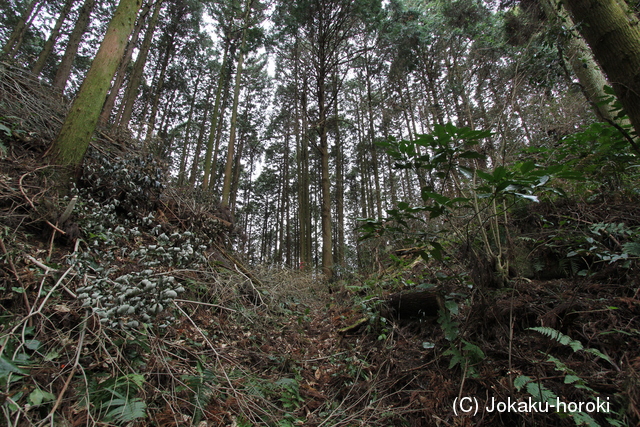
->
116 0 163 128
53 0 96 92
287 0 380 280
31 0 74 76
201 39 231 191
221 0 255 208
2 0 40 57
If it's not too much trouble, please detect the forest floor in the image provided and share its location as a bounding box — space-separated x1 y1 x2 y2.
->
1 62 639 427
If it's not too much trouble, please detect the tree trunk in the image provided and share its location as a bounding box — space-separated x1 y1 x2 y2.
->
297 69 312 270
563 0 640 145
281 132 291 265
177 70 203 185
185 85 213 186
540 0 614 122
48 0 142 172
144 35 174 146
221 0 252 208
99 1 151 126
201 40 230 191
333 72 345 269
53 0 96 92
32 0 74 76
198 85 230 188
229 104 248 213
2 0 40 57
365 54 383 219
117 0 163 128
318 67 334 281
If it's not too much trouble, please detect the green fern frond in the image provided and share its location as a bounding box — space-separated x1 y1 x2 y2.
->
529 326 584 351
103 398 147 423
513 375 532 391
571 411 600 427
529 327 613 364
526 381 557 404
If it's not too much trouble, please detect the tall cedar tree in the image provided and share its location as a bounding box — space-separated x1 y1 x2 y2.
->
221 0 257 207
2 0 39 56
48 0 143 172
52 0 96 92
563 0 640 151
31 0 74 76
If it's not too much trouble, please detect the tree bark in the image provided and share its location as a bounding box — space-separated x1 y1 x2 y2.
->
2 0 40 57
185 84 213 186
177 70 203 185
563 0 640 143
297 65 312 270
364 51 383 219
202 40 230 191
32 0 74 76
48 0 142 171
144 34 175 146
318 75 334 280
53 0 96 92
221 0 253 208
99 1 151 126
117 0 163 128
541 0 614 122
333 72 345 269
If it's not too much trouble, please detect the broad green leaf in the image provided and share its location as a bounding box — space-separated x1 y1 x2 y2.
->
444 299 459 315
520 160 536 174
25 339 41 351
422 191 450 205
415 134 434 147
495 181 512 192
445 122 458 135
545 164 565 174
476 170 493 181
430 244 442 261
458 150 485 159
29 388 56 406
44 351 61 362
0 356 27 377
493 166 507 181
